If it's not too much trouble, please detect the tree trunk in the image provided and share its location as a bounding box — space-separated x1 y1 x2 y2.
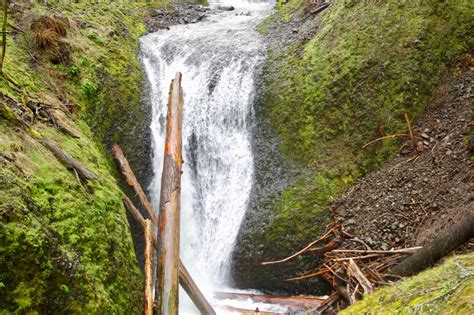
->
123 197 216 315
391 209 474 277
155 72 183 315
0 0 7 74
144 219 154 315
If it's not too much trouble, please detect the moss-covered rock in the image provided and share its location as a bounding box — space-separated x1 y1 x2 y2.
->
341 252 474 314
232 0 473 292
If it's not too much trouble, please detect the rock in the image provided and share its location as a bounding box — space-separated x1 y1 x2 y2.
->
217 5 235 11
346 218 356 225
421 132 430 140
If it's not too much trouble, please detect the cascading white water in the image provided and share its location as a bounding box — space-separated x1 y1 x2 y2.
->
140 1 281 313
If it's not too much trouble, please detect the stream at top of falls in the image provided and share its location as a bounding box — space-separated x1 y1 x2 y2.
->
140 0 285 313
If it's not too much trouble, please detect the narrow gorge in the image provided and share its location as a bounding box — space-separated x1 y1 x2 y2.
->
0 0 472 314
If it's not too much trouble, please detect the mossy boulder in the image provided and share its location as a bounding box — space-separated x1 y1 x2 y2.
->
232 0 473 292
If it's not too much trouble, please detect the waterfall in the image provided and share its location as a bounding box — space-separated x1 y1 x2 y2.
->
140 1 274 313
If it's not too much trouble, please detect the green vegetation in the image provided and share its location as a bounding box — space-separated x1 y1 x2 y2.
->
255 0 473 256
0 1 177 312
342 252 474 314
0 121 143 313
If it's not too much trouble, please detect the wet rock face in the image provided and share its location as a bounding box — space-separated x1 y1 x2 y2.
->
229 6 326 295
230 78 331 295
230 120 331 294
145 4 210 32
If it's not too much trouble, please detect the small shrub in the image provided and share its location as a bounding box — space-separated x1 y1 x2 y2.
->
59 284 70 294
32 28 59 49
87 32 104 45
81 81 98 98
69 64 80 77
31 15 70 38
80 57 91 67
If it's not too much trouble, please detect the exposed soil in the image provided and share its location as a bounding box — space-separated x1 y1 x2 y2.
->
332 55 473 253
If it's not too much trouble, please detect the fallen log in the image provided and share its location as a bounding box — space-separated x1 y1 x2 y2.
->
42 139 96 181
144 219 154 315
220 306 284 315
123 197 216 315
391 210 474 277
310 2 330 14
214 292 325 308
155 72 184 315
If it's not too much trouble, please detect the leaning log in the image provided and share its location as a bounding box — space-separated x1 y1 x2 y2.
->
391 210 474 277
112 144 159 224
155 72 184 315
179 262 216 315
123 197 216 315
144 219 154 315
42 139 96 181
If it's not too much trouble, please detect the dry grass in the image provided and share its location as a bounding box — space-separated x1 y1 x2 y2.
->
31 15 69 49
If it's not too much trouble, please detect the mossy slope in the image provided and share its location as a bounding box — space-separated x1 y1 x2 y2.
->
233 0 473 291
0 1 170 313
261 0 472 260
341 252 474 314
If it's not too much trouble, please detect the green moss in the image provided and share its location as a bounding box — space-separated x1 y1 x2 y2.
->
0 1 172 312
258 172 346 248
266 0 472 168
341 252 474 314
255 0 473 252
0 121 143 313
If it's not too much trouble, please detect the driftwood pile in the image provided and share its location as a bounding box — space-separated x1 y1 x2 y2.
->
262 224 421 313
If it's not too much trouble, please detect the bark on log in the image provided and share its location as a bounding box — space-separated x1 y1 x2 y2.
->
144 219 154 315
112 144 159 224
155 72 183 315
42 139 96 181
310 2 330 14
391 210 474 277
123 198 216 314
179 262 216 315
214 292 324 308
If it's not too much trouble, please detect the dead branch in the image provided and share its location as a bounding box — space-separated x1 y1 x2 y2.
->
262 224 340 265
348 259 373 295
362 133 410 149
42 139 96 181
404 112 417 149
